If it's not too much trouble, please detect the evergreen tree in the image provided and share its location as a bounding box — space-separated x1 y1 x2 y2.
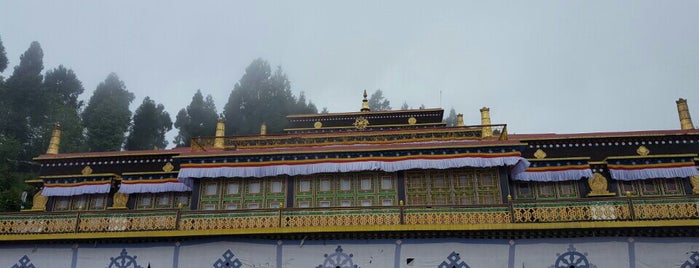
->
82 73 135 151
1 42 44 151
444 108 458 127
40 65 86 153
223 59 317 135
368 89 391 111
173 90 218 147
0 35 7 73
400 101 410 110
125 97 172 150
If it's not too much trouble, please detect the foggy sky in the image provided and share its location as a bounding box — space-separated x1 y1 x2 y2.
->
1 1 698 144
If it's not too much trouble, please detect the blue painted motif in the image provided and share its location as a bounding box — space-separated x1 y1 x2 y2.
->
11 255 35 268
316 245 359 268
549 245 596 268
438 251 470 268
680 251 699 268
213 249 242 268
108 248 143 268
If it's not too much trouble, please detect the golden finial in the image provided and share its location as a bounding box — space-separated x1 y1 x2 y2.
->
361 90 370 112
46 123 62 154
480 107 492 138
260 122 267 136
214 118 225 149
676 98 695 130
456 114 464 127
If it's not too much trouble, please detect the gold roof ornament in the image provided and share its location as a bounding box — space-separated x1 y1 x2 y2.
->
162 162 174 172
353 116 369 130
676 98 695 130
46 123 62 154
260 122 267 136
534 149 547 159
214 118 225 149
361 90 370 112
81 166 93 175
636 145 650 156
314 121 323 129
456 114 465 127
480 107 493 138
408 117 417 125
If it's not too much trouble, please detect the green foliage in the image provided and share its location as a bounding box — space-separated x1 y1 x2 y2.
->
1 41 44 153
173 90 218 147
82 73 135 152
400 101 410 110
0 35 7 72
444 107 458 127
368 89 391 111
41 65 86 153
0 136 33 212
125 97 173 150
223 58 317 135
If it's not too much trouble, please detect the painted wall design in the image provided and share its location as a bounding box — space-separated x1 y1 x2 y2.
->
11 255 35 268
0 245 73 268
2 237 699 267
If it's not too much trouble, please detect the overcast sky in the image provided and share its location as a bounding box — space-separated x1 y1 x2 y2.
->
1 1 698 142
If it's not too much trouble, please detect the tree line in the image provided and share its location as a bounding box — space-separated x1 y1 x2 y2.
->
0 37 317 211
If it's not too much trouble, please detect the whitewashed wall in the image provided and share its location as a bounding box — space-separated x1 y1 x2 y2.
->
0 245 73 268
77 244 174 268
1 237 698 267
400 240 510 267
514 239 630 268
635 238 699 268
178 240 277 268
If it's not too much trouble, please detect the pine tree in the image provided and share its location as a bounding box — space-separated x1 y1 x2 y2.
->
82 73 135 151
125 97 172 150
368 89 391 111
223 59 317 135
0 35 8 73
444 108 458 127
173 90 218 147
41 65 86 153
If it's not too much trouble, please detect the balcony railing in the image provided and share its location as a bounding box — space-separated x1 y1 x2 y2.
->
1 196 697 237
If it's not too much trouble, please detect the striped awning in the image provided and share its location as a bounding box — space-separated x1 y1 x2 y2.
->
41 174 116 196
606 154 699 181
177 147 530 187
513 157 593 182
119 172 190 194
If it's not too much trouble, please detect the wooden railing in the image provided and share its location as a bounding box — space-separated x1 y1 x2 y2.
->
1 196 697 236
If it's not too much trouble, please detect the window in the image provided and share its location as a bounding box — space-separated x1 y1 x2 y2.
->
203 204 217 210
225 203 238 210
381 177 393 190
247 203 259 209
617 178 684 197
226 182 239 195
319 179 331 192
407 169 501 205
205 183 218 196
73 196 87 210
157 194 171 206
319 201 331 207
382 199 393 206
248 181 261 194
340 200 351 207
176 195 189 208
139 196 152 208
340 178 351 191
270 181 283 193
514 181 578 200
298 201 310 208
54 197 70 211
270 202 281 209
299 180 311 192
90 196 106 210
361 178 372 190
361 199 372 206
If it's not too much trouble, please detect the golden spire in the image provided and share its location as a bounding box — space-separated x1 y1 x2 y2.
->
361 90 370 112
456 114 465 127
480 107 493 138
46 123 61 154
676 98 695 130
260 122 267 136
214 118 225 149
